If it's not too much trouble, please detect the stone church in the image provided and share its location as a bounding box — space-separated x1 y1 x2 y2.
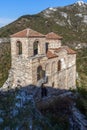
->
10 28 76 89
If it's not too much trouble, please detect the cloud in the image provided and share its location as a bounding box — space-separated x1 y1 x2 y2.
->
0 18 15 27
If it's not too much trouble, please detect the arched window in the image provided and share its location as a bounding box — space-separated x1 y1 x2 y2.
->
58 60 61 71
46 43 49 53
37 66 43 81
34 41 38 55
16 41 22 55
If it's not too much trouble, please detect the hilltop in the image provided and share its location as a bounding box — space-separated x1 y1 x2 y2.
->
0 1 87 44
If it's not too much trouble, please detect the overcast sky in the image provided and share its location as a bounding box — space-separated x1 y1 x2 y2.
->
0 0 87 27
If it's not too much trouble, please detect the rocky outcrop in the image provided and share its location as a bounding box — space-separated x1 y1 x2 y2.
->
0 38 10 43
69 106 87 130
0 69 14 91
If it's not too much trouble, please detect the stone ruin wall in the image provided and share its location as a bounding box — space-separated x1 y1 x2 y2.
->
11 57 32 87
9 36 76 89
11 52 76 89
67 54 76 89
31 56 47 85
11 37 46 59
46 39 61 49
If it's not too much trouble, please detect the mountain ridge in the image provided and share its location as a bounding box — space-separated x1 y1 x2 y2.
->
0 1 87 43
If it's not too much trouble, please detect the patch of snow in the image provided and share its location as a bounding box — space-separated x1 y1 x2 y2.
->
45 21 48 24
43 14 51 18
75 44 82 49
60 12 68 18
49 7 57 11
76 0 87 6
43 7 57 18
44 10 51 15
83 15 87 23
67 19 71 26
56 21 66 26
75 13 82 17
43 9 52 18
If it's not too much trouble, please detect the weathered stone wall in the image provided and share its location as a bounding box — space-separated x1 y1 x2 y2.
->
67 54 76 89
67 54 76 68
11 37 46 61
10 36 76 90
29 37 46 56
31 56 47 85
45 58 58 87
0 38 10 43
11 57 32 87
46 39 61 49
55 50 67 89
11 38 29 60
67 65 76 89
57 70 67 89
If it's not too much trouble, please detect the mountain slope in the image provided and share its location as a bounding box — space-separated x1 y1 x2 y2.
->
0 1 87 43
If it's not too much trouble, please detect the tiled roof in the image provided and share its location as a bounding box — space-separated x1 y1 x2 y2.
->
11 28 45 38
64 46 76 54
46 32 62 40
50 46 76 55
46 51 58 59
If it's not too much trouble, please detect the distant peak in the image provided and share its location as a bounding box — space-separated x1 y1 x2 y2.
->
75 0 87 6
49 7 57 11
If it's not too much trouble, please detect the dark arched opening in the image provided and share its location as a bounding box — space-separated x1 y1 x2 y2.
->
46 42 49 53
37 66 45 81
58 60 61 71
16 41 22 55
34 41 38 55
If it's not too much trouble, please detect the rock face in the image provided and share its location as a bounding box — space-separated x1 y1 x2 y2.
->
42 0 87 26
1 83 87 129
0 38 10 43
0 86 52 129
0 69 14 91
70 106 87 130
1 28 76 90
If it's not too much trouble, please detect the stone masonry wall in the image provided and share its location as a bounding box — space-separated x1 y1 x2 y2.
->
11 38 29 60
12 57 32 87
46 39 61 49
10 36 76 90
11 37 46 61
67 65 76 89
67 54 76 89
31 56 47 85
29 37 46 56
45 58 58 87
